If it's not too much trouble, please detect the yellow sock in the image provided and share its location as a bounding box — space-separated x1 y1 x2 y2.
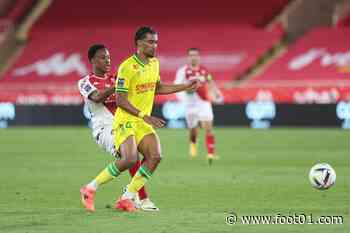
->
190 142 197 157
127 166 152 193
95 162 120 186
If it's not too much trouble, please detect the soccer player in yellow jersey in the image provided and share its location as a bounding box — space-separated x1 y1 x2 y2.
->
84 26 199 212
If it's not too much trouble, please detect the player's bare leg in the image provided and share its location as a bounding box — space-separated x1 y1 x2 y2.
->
201 120 217 164
113 135 140 212
81 135 138 212
138 133 162 172
81 135 155 212
136 134 161 211
117 135 139 171
81 136 137 212
189 127 199 157
117 133 161 211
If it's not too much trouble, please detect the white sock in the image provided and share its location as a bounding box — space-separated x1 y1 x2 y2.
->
122 187 136 200
86 180 98 191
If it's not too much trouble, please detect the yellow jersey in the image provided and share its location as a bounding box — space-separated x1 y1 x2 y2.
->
113 54 160 124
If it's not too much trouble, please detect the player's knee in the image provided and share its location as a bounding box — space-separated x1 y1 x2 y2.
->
149 154 162 165
205 128 213 135
125 159 137 169
124 153 138 168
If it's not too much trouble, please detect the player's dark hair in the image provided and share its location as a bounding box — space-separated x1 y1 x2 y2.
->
88 44 106 62
188 47 200 53
134 26 156 45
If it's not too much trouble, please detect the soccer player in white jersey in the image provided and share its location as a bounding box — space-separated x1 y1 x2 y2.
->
174 48 223 164
78 44 158 211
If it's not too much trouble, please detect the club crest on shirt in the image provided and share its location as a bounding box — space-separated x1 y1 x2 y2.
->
117 78 125 88
84 84 92 92
133 64 139 70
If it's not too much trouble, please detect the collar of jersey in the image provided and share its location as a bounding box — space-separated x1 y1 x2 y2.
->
133 54 146 68
91 73 107 79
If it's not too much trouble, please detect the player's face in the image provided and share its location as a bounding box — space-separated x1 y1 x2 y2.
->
188 50 200 67
139 33 158 58
92 48 111 73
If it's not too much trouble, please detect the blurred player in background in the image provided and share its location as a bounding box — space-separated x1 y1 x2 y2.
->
174 48 223 164
78 44 158 212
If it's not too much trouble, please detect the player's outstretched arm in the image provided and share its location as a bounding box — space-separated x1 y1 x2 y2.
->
116 92 165 128
88 87 115 103
208 80 224 104
156 80 200 95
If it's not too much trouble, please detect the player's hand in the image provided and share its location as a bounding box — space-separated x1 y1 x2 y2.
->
143 115 166 128
185 80 200 92
212 93 224 104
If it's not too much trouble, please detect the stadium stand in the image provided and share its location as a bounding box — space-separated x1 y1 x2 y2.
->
0 20 11 44
0 0 289 104
335 14 350 27
242 28 350 103
0 0 35 45
333 0 350 27
253 28 350 83
1 26 282 83
0 0 15 17
33 0 289 27
0 0 36 25
0 0 38 75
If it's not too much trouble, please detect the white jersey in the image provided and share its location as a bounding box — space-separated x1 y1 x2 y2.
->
174 65 214 127
174 65 212 105
78 74 116 138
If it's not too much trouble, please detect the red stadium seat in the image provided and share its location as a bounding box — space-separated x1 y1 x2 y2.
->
0 0 289 104
4 0 35 24
35 0 289 28
335 14 350 27
242 28 350 103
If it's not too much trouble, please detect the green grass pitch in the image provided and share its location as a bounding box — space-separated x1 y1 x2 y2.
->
0 127 349 233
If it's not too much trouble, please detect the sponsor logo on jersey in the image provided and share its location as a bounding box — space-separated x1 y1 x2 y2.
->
84 84 92 93
136 82 156 94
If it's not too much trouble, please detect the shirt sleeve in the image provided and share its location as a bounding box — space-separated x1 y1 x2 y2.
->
78 78 97 98
115 64 131 93
157 59 161 82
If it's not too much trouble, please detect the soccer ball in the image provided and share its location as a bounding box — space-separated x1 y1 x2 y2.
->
308 163 336 190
